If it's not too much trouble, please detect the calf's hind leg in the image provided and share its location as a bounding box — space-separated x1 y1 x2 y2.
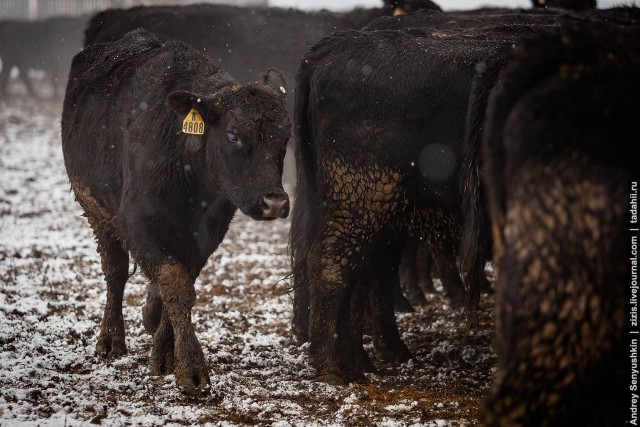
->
142 281 163 334
94 232 129 358
149 308 175 375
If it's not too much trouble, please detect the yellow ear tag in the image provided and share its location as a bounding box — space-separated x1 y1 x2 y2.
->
182 108 205 135
393 6 405 16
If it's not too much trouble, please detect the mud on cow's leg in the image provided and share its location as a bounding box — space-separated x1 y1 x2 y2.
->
149 308 175 375
370 242 411 363
143 281 163 335
291 266 310 345
95 232 129 358
153 263 209 395
307 240 364 384
349 279 376 374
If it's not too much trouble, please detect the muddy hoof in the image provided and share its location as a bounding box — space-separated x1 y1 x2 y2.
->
149 318 175 375
357 348 377 374
375 341 412 363
95 328 127 358
447 294 465 310
149 347 174 375
405 290 428 308
315 373 348 386
174 361 210 394
181 385 208 397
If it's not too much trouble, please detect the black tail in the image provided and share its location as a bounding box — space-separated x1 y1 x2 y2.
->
287 43 324 341
459 46 513 314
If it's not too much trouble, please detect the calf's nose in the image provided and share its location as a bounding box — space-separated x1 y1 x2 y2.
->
261 193 289 218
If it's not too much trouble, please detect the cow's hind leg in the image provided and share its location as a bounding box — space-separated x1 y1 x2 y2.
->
149 308 175 375
19 72 38 99
370 242 411 363
142 281 163 334
0 67 10 97
95 232 129 358
307 242 362 384
350 279 376 374
431 239 465 307
398 238 428 308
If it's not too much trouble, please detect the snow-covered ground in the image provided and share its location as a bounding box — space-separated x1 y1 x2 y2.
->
0 90 497 426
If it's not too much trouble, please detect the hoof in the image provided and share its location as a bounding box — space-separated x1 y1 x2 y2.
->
315 373 348 386
357 348 377 374
393 294 415 313
174 362 210 395
375 341 412 364
95 328 127 358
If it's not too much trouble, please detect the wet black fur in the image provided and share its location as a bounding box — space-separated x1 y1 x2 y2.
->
61 28 290 393
290 28 506 381
480 22 640 426
83 1 441 118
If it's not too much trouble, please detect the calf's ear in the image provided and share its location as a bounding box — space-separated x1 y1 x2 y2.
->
167 90 199 116
262 68 287 96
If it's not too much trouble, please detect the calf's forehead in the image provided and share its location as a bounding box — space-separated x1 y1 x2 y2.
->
210 86 290 137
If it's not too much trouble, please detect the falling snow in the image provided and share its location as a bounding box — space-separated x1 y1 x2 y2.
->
0 90 497 426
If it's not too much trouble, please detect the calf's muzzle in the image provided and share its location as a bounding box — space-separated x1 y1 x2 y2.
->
260 192 290 218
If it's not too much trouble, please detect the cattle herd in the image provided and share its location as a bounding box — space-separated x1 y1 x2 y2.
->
1 0 638 424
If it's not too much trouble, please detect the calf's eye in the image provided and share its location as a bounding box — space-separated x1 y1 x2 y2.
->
227 132 238 143
227 131 240 144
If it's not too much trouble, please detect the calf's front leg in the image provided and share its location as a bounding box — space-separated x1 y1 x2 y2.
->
152 263 209 395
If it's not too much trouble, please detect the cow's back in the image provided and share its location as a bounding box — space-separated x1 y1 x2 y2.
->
296 29 500 207
62 30 160 188
63 29 228 216
84 5 341 86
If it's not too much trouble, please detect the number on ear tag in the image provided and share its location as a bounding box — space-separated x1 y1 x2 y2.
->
182 108 205 135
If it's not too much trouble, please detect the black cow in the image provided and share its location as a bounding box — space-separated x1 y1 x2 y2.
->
531 0 596 10
83 1 441 118
289 28 516 382
480 22 639 426
61 29 291 395
82 2 442 233
0 16 85 98
363 4 637 312
289 11 573 358
364 7 575 310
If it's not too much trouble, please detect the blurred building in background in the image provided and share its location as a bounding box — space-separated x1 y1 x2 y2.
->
0 0 268 20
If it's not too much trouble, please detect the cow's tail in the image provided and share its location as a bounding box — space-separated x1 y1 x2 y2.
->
459 48 512 316
288 44 326 340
